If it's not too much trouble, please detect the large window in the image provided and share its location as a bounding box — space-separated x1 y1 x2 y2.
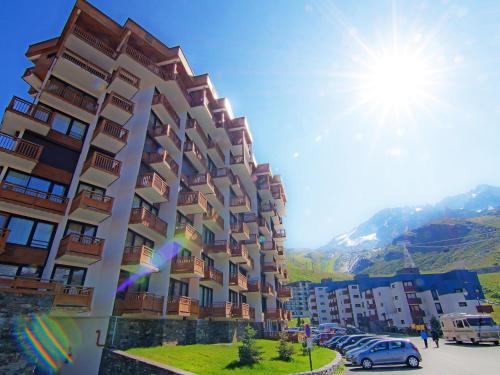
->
51 265 86 286
0 263 41 277
202 253 214 268
229 289 239 304
202 225 215 245
169 278 189 298
65 221 97 237
200 285 213 307
132 194 158 215
4 170 67 198
6 216 55 249
125 230 154 248
77 182 106 196
51 111 87 140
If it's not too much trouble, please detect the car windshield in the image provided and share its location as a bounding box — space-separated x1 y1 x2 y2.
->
466 318 496 327
355 339 382 351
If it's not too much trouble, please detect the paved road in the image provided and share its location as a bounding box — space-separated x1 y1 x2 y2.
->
343 337 499 375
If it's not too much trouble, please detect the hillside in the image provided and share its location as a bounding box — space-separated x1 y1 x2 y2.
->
478 272 500 322
356 210 500 275
286 250 353 282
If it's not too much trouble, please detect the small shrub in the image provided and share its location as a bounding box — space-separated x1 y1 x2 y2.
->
238 325 263 365
277 331 295 361
430 316 442 337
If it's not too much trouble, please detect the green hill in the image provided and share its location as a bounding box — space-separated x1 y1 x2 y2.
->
478 272 500 322
286 250 352 282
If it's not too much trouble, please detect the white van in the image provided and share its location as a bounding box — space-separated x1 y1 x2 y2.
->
440 313 500 345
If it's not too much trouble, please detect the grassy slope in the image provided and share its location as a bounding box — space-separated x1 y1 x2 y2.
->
287 250 352 282
478 272 500 323
127 340 335 375
287 317 311 328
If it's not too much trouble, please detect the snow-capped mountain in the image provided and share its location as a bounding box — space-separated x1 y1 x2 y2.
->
319 185 500 252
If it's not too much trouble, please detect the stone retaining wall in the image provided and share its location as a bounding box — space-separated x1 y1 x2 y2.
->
291 352 342 375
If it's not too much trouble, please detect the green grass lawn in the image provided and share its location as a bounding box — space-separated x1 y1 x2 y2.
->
287 317 311 328
478 272 500 322
126 339 336 375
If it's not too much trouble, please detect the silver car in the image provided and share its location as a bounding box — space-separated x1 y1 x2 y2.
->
351 339 422 369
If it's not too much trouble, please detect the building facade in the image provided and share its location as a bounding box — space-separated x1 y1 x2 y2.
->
0 1 291 373
309 268 491 330
285 280 311 318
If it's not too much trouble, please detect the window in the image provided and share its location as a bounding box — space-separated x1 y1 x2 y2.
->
389 341 404 350
169 278 188 297
207 155 217 175
372 342 388 352
397 307 402 312
5 170 67 198
51 111 88 140
229 289 239 303
355 304 361 308
351 285 358 289
65 221 97 237
132 194 158 215
51 266 86 286
200 285 213 307
0 263 41 277
127 274 150 293
125 230 154 248
176 211 193 227
458 302 467 307
77 182 105 196
229 261 238 276
353 294 359 298
202 225 215 245
394 295 399 300
401 320 405 324
148 110 162 129
431 289 439 301
6 216 55 249
456 320 465 328
435 303 443 314
202 253 214 268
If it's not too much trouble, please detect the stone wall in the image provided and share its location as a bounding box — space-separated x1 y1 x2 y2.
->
105 317 263 350
99 350 194 375
292 352 342 375
0 292 54 375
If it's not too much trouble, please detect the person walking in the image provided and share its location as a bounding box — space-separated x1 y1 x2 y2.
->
431 329 440 348
420 330 429 349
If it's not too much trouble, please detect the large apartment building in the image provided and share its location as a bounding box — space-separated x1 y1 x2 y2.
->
309 268 492 331
0 0 291 372
284 280 311 318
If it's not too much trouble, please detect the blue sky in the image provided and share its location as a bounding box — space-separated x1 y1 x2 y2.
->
1 1 500 249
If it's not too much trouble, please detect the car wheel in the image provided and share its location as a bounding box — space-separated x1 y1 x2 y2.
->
493 341 499 346
361 358 373 369
455 338 462 344
407 355 419 368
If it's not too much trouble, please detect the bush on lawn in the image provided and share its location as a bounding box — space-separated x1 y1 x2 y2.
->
238 325 263 365
277 331 295 361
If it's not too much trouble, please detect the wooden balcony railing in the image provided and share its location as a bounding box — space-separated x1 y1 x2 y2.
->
45 78 98 113
0 276 59 293
83 151 122 176
186 118 209 148
175 223 202 246
123 44 165 80
260 202 276 214
152 94 180 128
277 287 292 299
93 118 129 143
57 233 104 259
60 48 109 81
0 182 68 214
213 167 229 179
53 285 94 310
229 272 248 289
123 292 164 314
200 301 232 319
230 221 250 237
407 297 423 305
0 228 9 253
273 229 286 239
73 25 117 58
142 150 179 176
205 240 231 256
167 296 193 316
207 139 225 163
0 132 43 161
129 207 168 236
110 67 140 88
149 124 182 151
404 284 417 293
230 195 251 209
262 283 274 295
262 262 278 273
189 88 210 108
136 172 170 200
103 92 134 114
7 96 54 124
171 256 204 275
262 241 277 252
202 266 223 285
122 245 156 268
188 172 213 189
184 140 207 168
70 189 113 215
264 308 283 320
232 303 250 319
203 206 224 229
177 191 208 211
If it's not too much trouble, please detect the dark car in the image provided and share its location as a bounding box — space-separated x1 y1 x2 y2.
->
337 335 371 354
325 335 348 349
342 336 380 355
330 335 353 349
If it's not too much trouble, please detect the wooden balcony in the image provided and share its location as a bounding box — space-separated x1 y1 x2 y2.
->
246 280 262 293
260 202 276 219
108 67 140 99
170 256 204 278
273 229 287 244
229 272 248 292
0 228 9 254
259 218 271 236
202 206 224 233
52 285 94 312
142 150 178 184
91 118 128 154
200 266 223 287
129 207 168 242
121 245 159 273
230 243 251 263
476 305 494 314
262 283 275 296
2 97 54 136
152 94 180 129
204 240 231 258
407 297 423 305
212 167 231 188
200 301 232 320
230 154 252 178
230 174 244 197
186 118 209 150
242 213 259 233
189 88 213 130
261 241 278 255
367 303 377 310
136 172 169 203
167 296 196 318
0 133 42 173
52 48 109 97
100 92 134 125
81 151 121 187
42 78 97 123
174 224 202 253
184 140 207 173
411 309 426 318
277 287 292 300
122 292 164 317
207 139 225 167
68 25 117 70
188 172 215 195
242 235 260 252
0 276 59 294
0 182 68 218
264 308 284 321
56 233 104 266
177 191 208 215
206 184 225 213
404 284 417 293
149 123 182 156
262 262 279 274
22 67 42 92
230 195 251 214
69 189 113 223
230 221 250 241
232 303 250 320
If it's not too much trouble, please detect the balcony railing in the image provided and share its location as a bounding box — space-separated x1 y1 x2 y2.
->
123 44 165 80
203 206 224 229
230 221 250 238
0 228 9 253
122 245 156 270
93 118 129 143
70 189 113 216
205 240 231 257
123 292 164 314
262 262 278 273
129 207 168 236
149 124 182 151
167 296 194 316
83 151 122 177
202 266 223 285
200 301 232 319
142 150 179 176
184 140 207 169
60 48 110 81
188 172 214 190
407 297 423 305
229 272 248 290
171 256 204 276
186 118 209 148
45 79 98 113
152 94 180 128
136 172 170 200
261 241 277 252
0 133 43 161
189 88 210 108
177 191 208 212
57 233 104 260
207 139 225 163
102 91 134 114
230 196 251 210
403 284 417 293
264 308 284 320
110 67 140 88
277 287 292 299
247 280 261 293
232 303 250 319
0 182 68 214
7 96 54 124
73 25 117 58
53 285 94 310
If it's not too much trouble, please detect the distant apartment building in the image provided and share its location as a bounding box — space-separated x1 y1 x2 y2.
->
0 1 292 373
284 280 311 318
309 268 492 330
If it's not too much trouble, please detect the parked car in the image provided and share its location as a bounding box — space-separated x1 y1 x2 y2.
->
342 336 380 355
337 335 371 354
345 339 385 361
324 335 347 348
330 335 353 349
351 339 422 369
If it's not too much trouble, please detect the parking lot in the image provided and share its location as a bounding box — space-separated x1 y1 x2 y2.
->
343 336 499 374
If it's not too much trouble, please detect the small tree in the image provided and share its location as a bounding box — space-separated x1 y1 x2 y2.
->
277 331 295 361
430 316 442 337
296 317 302 328
239 325 263 365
